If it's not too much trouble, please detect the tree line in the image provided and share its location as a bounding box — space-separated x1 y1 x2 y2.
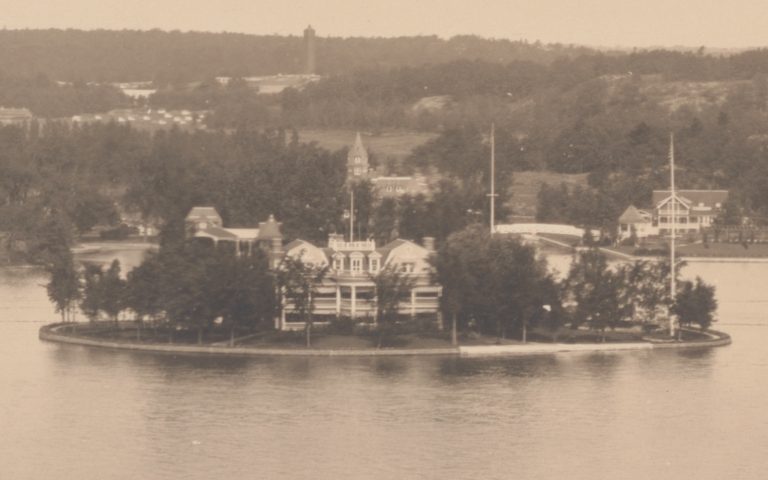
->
0 30 593 82
0 72 129 117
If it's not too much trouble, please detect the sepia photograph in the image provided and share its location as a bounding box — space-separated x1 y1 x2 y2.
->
1 1 766 478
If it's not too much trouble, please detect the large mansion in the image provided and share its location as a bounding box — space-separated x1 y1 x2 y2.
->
185 207 442 330
618 190 729 240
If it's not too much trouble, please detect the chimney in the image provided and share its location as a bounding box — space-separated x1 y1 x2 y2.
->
423 237 435 252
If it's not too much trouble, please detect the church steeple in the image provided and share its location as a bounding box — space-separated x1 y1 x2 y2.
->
347 132 369 181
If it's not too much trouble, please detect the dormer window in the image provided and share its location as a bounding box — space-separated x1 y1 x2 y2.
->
333 255 344 271
351 257 362 272
370 257 379 273
354 156 362 164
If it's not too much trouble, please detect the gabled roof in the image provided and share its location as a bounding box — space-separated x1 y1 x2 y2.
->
186 206 221 220
653 190 728 210
618 205 651 224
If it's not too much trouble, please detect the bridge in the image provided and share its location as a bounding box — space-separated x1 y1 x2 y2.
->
494 223 588 238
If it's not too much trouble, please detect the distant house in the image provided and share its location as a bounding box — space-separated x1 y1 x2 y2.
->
617 190 729 240
617 205 655 240
0 107 33 125
185 207 284 266
652 190 728 235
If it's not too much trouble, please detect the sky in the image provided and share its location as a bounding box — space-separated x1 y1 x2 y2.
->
1 0 767 49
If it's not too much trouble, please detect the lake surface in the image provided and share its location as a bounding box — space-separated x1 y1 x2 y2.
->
1 248 767 479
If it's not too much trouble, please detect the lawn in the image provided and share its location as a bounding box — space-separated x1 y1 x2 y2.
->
677 242 768 258
506 171 589 220
605 242 768 259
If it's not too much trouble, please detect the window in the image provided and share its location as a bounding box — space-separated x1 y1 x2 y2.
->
370 257 379 272
351 258 362 272
660 217 668 224
689 216 698 223
354 167 362 176
333 256 343 271
399 262 415 273
354 156 361 164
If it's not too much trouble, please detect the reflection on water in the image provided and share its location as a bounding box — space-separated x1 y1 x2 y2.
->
1 250 768 479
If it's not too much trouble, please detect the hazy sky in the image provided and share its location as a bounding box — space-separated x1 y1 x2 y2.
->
2 0 767 48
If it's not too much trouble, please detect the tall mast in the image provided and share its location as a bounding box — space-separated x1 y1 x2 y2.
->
669 133 676 338
489 123 497 234
350 188 355 243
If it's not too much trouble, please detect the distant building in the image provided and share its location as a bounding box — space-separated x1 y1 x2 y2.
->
617 205 655 240
304 25 317 75
652 190 728 235
185 207 283 266
346 133 430 197
617 190 729 240
371 176 429 198
347 132 370 180
0 107 33 125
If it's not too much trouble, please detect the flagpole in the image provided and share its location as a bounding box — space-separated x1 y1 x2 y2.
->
669 133 676 338
489 123 496 234
350 188 355 243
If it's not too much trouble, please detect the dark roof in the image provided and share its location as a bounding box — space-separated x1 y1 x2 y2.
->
653 190 728 209
618 205 650 224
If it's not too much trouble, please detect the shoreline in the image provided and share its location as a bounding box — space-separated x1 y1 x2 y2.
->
38 323 732 358
532 236 768 262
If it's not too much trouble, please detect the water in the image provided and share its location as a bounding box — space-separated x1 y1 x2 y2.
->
1 248 767 479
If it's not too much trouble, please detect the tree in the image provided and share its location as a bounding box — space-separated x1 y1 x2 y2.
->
369 264 415 348
277 255 328 347
207 249 276 346
45 248 80 322
486 234 552 341
433 224 559 342
80 264 104 322
673 277 717 332
125 252 165 340
100 260 127 327
564 249 621 341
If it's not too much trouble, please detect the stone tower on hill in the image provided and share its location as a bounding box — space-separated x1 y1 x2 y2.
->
347 132 369 181
304 25 316 75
